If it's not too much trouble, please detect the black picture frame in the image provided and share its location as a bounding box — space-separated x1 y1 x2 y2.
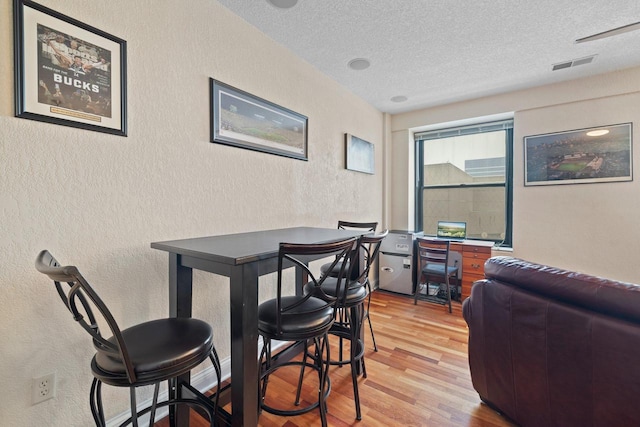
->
210 79 308 161
524 123 632 186
14 0 127 136
345 133 375 174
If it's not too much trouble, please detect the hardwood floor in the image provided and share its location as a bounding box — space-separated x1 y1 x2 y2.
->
155 291 514 426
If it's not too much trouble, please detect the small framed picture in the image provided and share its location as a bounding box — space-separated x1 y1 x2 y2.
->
345 133 375 174
524 123 632 186
210 79 308 160
14 0 127 135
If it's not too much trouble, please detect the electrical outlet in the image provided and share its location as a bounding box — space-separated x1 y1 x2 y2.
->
32 373 56 404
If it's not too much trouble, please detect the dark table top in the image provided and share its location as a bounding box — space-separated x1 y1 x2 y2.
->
151 226 363 266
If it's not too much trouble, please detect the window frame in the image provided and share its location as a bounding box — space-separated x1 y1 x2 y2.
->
414 121 513 247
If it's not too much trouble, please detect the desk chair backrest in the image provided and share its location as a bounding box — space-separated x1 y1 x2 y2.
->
416 237 451 273
275 238 356 335
35 250 136 383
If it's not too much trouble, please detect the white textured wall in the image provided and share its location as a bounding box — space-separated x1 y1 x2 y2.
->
391 67 640 283
388 128 413 231
0 1 383 425
512 91 640 276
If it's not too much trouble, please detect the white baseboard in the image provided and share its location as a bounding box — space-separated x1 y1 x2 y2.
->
106 339 288 426
105 357 231 427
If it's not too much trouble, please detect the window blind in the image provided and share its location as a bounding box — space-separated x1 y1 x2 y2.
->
414 119 514 141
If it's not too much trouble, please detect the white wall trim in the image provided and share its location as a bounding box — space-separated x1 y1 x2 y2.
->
106 339 288 426
105 357 231 427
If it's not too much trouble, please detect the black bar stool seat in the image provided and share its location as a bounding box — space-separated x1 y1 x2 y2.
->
304 277 367 306
258 296 334 339
92 317 215 387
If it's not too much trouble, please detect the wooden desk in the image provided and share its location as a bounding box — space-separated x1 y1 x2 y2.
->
151 227 365 427
449 240 494 301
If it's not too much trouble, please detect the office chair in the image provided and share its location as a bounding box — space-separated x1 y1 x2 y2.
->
35 250 221 427
414 237 459 313
258 237 356 427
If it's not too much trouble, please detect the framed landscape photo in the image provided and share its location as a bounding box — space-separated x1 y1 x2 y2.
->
14 0 127 136
210 79 308 161
345 133 375 174
524 123 632 186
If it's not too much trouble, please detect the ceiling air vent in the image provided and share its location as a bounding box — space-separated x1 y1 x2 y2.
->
552 55 597 71
552 61 572 71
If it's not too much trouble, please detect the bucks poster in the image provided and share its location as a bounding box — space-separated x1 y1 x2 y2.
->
19 2 124 132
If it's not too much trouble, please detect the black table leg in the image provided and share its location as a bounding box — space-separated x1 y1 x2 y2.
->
169 254 193 427
229 263 260 427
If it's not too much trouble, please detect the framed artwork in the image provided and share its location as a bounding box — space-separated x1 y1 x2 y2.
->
345 133 375 174
210 79 308 161
14 0 127 136
524 123 632 186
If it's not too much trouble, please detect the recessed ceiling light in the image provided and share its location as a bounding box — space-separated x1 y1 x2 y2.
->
586 129 609 137
347 58 370 70
390 95 408 103
266 0 298 9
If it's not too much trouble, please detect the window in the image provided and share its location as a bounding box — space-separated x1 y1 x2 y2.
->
415 119 513 246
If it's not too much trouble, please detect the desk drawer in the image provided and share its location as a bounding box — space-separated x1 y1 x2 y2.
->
461 245 491 301
463 245 491 258
449 243 463 253
463 256 487 274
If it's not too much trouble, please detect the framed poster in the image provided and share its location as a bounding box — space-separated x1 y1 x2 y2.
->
210 79 308 161
524 123 632 186
14 0 127 136
345 133 375 174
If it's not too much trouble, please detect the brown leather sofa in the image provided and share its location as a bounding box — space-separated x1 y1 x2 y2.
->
463 256 640 426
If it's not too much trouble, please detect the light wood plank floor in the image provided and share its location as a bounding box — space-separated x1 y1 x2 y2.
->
156 291 514 427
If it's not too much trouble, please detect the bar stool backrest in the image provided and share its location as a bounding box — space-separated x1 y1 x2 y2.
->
276 238 357 334
35 250 136 383
339 230 389 306
337 221 377 233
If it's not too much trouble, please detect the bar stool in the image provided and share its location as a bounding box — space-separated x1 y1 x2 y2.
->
319 221 380 351
258 237 356 427
35 250 222 427
319 221 377 277
303 230 388 420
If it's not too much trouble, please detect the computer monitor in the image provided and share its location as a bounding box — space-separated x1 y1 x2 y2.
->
436 221 467 241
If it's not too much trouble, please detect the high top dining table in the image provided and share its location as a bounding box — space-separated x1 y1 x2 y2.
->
151 226 367 427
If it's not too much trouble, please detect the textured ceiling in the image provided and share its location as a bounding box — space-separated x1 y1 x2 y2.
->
216 0 640 114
